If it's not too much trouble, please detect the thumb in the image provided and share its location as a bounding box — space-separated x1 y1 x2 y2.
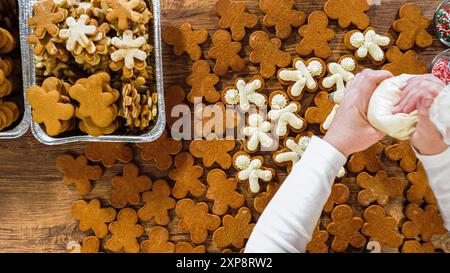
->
418 96 433 120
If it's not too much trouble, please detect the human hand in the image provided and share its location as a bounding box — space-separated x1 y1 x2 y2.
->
393 74 445 114
323 69 393 157
411 96 449 155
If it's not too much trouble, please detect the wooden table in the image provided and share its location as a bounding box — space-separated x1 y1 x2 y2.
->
0 0 445 252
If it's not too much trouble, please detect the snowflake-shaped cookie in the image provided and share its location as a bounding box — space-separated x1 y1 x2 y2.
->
345 28 390 63
222 76 267 112
243 113 274 153
111 30 148 70
233 152 274 194
278 58 326 100
59 15 97 54
268 91 306 138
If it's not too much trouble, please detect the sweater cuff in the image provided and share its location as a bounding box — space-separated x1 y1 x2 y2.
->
415 147 450 170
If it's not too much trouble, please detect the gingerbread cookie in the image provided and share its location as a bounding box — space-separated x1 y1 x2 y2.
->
344 28 390 65
381 46 428 76
216 0 258 42
169 152 206 199
259 0 306 40
268 91 306 138
163 23 208 61
85 142 133 168
326 205 366 253
233 151 275 194
306 223 329 253
0 28 15 54
206 169 245 216
105 208 144 253
356 171 404 207
297 11 335 59
56 155 102 196
249 31 291 79
164 85 187 127
321 55 357 96
406 162 437 205
213 207 255 249
137 130 183 171
402 204 447 242
81 236 100 253
393 3 433 51
105 0 144 31
222 76 267 111
323 183 350 213
208 30 245 76
26 78 75 136
401 240 435 253
304 91 335 134
141 226 175 253
71 199 116 239
385 140 417 173
272 132 314 172
324 0 370 30
0 101 19 132
254 183 279 214
175 242 206 253
194 102 241 140
138 179 175 226
362 205 403 249
27 0 66 39
347 143 384 173
185 60 221 104
242 113 275 153
175 198 221 244
110 163 152 209
189 139 235 169
278 58 326 100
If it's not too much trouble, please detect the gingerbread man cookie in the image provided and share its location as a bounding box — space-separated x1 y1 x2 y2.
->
138 179 175 226
249 31 291 79
307 224 329 253
175 198 221 244
208 30 246 76
163 23 208 61
186 60 221 104
259 0 306 40
326 205 366 253
297 11 335 59
193 102 241 140
268 91 306 138
324 0 371 30
305 91 335 134
175 242 206 253
222 76 267 112
56 155 102 196
206 169 245 216
344 28 390 65
347 142 384 173
393 3 433 51
381 46 428 76
356 171 404 207
402 240 435 253
81 236 100 253
243 113 274 153
278 58 326 100
189 139 235 169
407 162 437 205
85 142 133 168
216 0 258 41
254 183 279 214
233 151 275 194
110 163 152 209
164 85 187 127
137 130 183 171
213 207 255 249
385 140 417 173
362 205 403 249
169 152 206 199
402 204 447 242
27 0 66 39
323 183 350 213
105 0 144 31
71 199 116 239
106 208 144 253
140 226 175 253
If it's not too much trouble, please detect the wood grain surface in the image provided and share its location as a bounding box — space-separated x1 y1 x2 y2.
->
0 0 446 253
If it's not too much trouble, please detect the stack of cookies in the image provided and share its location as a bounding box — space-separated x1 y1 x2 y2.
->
0 26 19 132
26 0 157 137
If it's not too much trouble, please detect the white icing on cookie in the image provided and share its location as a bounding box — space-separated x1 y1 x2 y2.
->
279 59 321 97
268 97 304 137
224 89 240 105
66 241 81 253
236 157 273 193
307 61 323 77
235 154 251 170
340 57 356 72
275 136 310 166
227 78 266 111
243 114 274 152
270 94 288 110
350 30 390 62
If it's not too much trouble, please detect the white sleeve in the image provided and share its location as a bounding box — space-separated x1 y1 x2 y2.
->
245 136 347 253
415 147 450 231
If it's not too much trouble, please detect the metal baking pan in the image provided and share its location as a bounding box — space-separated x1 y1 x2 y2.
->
20 0 165 145
0 0 30 140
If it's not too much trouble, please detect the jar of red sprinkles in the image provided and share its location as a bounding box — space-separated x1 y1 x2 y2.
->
435 0 450 46
432 49 450 84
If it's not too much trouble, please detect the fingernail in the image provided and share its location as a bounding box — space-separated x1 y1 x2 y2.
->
422 97 433 108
